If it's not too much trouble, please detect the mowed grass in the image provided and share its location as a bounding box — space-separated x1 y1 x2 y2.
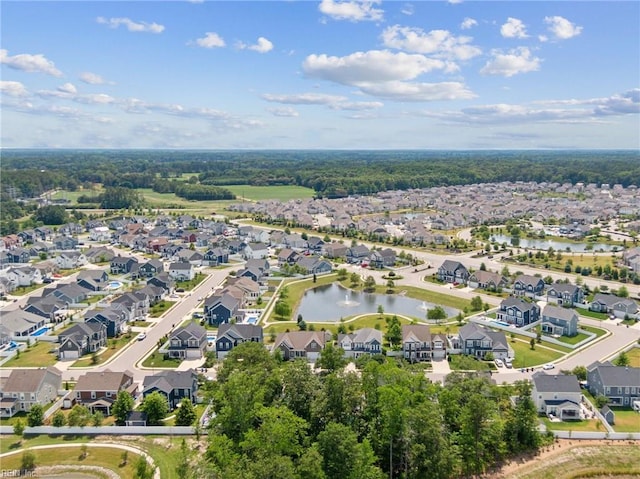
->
509 340 564 368
0 445 140 478
2 340 58 367
224 184 316 201
506 444 640 479
611 407 640 433
540 417 605 432
624 347 640 368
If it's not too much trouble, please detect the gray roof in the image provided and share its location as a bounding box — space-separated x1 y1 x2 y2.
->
218 323 263 342
514 274 544 287
501 296 539 312
172 321 206 340
3 367 62 393
542 304 577 321
588 361 640 387
532 372 581 393
143 369 197 393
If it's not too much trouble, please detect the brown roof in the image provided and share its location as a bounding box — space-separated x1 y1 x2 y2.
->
274 331 330 351
3 367 62 393
402 324 431 343
74 370 133 392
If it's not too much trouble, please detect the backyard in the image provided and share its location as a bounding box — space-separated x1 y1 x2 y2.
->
2 340 58 367
610 407 640 433
71 334 135 367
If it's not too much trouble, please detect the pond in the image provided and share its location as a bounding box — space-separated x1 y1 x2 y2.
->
295 283 460 323
489 235 619 253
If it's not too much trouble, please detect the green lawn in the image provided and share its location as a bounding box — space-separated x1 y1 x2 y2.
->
579 324 607 339
624 347 640 368
576 307 609 320
141 349 182 368
610 407 640 433
540 417 605 432
224 185 316 201
2 340 58 367
449 354 494 371
71 334 134 367
509 340 564 368
554 332 590 345
149 300 176 317
176 273 208 292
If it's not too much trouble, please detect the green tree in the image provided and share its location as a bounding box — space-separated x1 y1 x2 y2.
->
176 438 193 479
595 394 609 409
21 451 37 471
617 285 629 298
280 359 321 422
141 391 170 425
614 351 630 367
13 418 25 442
572 365 587 381
67 404 91 427
52 411 67 427
91 411 104 427
134 454 155 479
427 306 447 323
175 398 197 426
34 205 69 225
470 295 483 311
112 390 135 425
274 299 291 319
27 404 44 427
296 445 327 479
350 272 361 286
384 315 402 348
316 343 347 373
529 338 535 350
364 275 376 292
377 304 384 317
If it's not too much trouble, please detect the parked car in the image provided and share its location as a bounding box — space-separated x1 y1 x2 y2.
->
543 363 555 370
504 359 513 368
494 358 504 368
137 333 146 341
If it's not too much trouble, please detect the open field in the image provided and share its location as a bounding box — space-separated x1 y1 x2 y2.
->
498 442 640 479
224 184 316 201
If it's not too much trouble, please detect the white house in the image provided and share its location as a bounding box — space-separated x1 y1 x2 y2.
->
531 372 583 420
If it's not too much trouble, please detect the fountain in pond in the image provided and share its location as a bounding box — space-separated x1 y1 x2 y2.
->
418 301 429 311
338 293 359 307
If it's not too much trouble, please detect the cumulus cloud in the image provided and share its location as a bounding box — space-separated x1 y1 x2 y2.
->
237 37 274 53
0 80 29 97
460 17 477 30
500 17 528 38
58 83 77 95
262 92 348 105
536 89 640 116
79 72 106 85
0 49 63 77
356 81 475 102
267 106 300 117
193 32 226 48
544 16 583 40
381 25 481 61
480 47 541 77
318 0 384 22
96 16 165 33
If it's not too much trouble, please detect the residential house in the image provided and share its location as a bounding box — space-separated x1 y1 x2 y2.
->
89 226 111 241
369 248 397 269
347 245 371 264
176 249 204 266
307 236 325 254
147 273 176 294
546 283 584 307
531 371 583 420
5 266 42 287
457 322 511 360
402 324 447 361
58 322 107 359
110 256 139 275
512 274 546 298
167 322 208 359
45 283 88 305
273 330 332 361
138 259 164 278
84 308 128 338
216 323 264 359
436 260 470 284
111 291 150 320
590 293 638 318
168 262 195 281
203 247 229 266
541 305 579 337
338 328 383 359
496 297 541 327
84 246 116 264
53 236 78 251
622 246 640 273
142 370 199 410
295 256 333 275
587 361 640 407
1 367 62 417
6 248 30 264
23 296 67 322
1 310 46 336
323 243 348 260
76 269 109 291
73 370 137 415
243 242 269 260
204 293 240 326
467 270 508 291
277 248 299 267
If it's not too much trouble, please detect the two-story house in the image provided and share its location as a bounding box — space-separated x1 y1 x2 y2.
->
436 260 470 285
338 328 383 359
273 330 332 361
467 270 508 291
168 261 195 281
531 371 582 420
204 293 240 326
142 370 199 410
138 259 164 278
496 297 541 327
587 361 640 407
167 322 208 359
216 324 264 359
110 256 139 275
347 245 371 264
58 322 107 360
55 251 87 270
402 324 435 362
512 274 546 299
541 304 578 337
457 322 511 360
368 248 396 269
84 307 128 338
590 294 638 318
73 370 137 415
546 283 584 307
1 367 62 417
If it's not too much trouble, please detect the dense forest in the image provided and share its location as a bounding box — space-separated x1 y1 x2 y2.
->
2 149 639 199
187 342 547 479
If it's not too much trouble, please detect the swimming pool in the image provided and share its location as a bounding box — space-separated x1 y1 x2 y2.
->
7 341 18 351
245 316 259 325
32 326 52 337
107 280 123 290
495 321 512 327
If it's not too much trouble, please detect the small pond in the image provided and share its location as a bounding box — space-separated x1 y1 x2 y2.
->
295 283 459 323
490 235 620 252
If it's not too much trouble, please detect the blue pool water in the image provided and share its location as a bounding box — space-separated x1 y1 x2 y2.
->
246 316 258 325
32 326 52 337
7 341 18 351
495 321 511 327
107 280 123 290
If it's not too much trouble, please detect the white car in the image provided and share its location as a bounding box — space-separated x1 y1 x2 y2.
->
543 363 555 370
494 358 504 368
137 333 147 341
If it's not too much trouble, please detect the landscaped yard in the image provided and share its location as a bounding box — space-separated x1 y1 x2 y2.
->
624 346 640 368
71 334 134 367
141 349 182 368
540 417 605 432
611 407 640 433
2 340 58 367
576 307 609 320
509 340 564 368
149 300 176 317
554 331 590 345
176 273 208 292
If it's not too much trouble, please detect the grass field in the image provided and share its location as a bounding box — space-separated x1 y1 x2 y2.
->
71 334 134 367
505 443 640 479
224 184 316 201
2 341 58 367
576 307 609 320
610 407 640 433
540 417 605 432
624 347 640 368
141 349 182 368
509 340 564 368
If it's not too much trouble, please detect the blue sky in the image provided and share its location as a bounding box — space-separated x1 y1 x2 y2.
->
1 0 638 149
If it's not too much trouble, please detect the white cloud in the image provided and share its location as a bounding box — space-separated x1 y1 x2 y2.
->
262 92 348 105
401 3 414 16
0 80 29 97
237 37 274 53
356 81 475 102
500 17 528 38
544 16 583 40
480 47 541 77
447 0 463 4
329 101 384 110
58 83 77 95
460 17 477 30
318 0 383 22
193 32 226 49
79 72 106 85
0 49 63 77
96 16 164 34
267 106 300 117
303 50 447 85
536 89 640 116
381 25 481 61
